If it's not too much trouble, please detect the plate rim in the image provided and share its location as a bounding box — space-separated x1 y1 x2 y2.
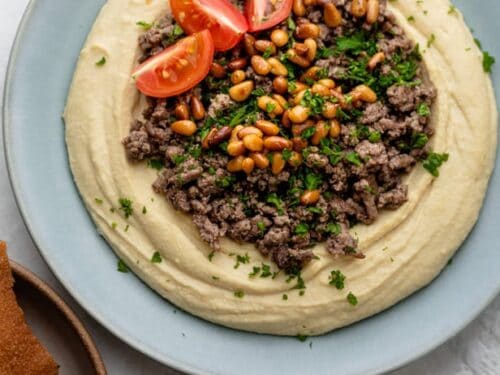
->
10 260 108 375
2 1 500 374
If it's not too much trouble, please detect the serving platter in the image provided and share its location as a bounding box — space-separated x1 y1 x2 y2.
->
3 0 499 374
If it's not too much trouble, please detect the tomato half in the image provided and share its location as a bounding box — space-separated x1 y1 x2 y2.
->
170 0 248 51
245 0 293 32
132 30 214 98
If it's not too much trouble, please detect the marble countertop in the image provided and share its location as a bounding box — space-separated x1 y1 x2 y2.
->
1 1 499 374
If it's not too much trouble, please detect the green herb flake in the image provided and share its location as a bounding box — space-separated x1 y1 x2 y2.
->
234 253 250 269
266 193 284 215
151 251 162 264
208 250 215 262
483 51 496 73
118 198 133 218
282 294 288 300
329 270 346 290
234 290 245 298
117 259 129 273
95 57 106 66
94 198 103 205
136 20 153 30
294 223 310 236
296 334 308 342
147 159 164 170
417 102 431 117
423 152 449 177
347 292 358 306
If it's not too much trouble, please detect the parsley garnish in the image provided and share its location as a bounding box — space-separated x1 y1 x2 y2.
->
151 251 162 263
234 253 250 269
266 193 284 215
234 290 245 298
117 259 129 273
347 292 358 306
118 198 133 218
294 223 310 236
95 57 106 66
147 159 163 170
329 270 346 290
423 152 449 177
136 20 153 30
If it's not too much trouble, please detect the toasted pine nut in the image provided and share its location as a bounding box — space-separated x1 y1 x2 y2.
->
231 69 246 84
255 120 280 136
289 105 310 123
293 89 308 105
257 96 284 116
271 152 286 175
239 126 264 138
329 119 341 138
211 126 232 145
318 79 335 89
294 43 309 56
227 156 244 172
322 102 338 119
288 81 309 95
293 0 306 16
175 103 190 120
273 76 289 94
351 84 377 103
312 83 330 97
202 128 218 149
311 121 330 145
264 136 292 151
271 29 289 47
227 140 246 156
251 55 272 76
351 0 367 18
288 151 303 167
292 137 308 151
282 110 292 128
171 120 197 136
300 190 321 205
286 49 311 68
304 38 317 61
303 0 317 5
255 40 276 55
292 123 314 137
250 152 270 169
296 24 320 39
230 125 244 142
190 96 206 120
242 157 255 174
243 134 264 152
366 0 380 24
210 62 226 78
227 58 247 71
324 3 343 28
301 66 321 82
272 94 289 109
229 81 254 102
244 34 257 56
268 58 288 76
367 52 385 70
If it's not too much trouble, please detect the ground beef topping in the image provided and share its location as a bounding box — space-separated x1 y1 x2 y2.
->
122 0 444 273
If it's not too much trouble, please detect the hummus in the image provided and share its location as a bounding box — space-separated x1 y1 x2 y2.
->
64 0 497 335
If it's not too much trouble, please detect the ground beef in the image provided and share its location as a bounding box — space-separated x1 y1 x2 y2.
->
123 0 436 272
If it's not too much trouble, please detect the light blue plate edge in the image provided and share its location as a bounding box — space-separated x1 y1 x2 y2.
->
2 1 499 374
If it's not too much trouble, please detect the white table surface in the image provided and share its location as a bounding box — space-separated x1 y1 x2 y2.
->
1 1 499 374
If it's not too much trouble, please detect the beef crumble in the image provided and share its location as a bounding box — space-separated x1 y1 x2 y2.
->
123 0 438 272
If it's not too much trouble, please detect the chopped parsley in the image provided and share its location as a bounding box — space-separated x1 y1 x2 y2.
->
94 198 103 205
234 253 250 269
345 152 363 167
296 334 308 342
95 57 106 66
208 250 215 262
234 290 245 298
417 102 431 117
118 198 133 218
329 270 346 290
151 251 162 263
423 152 449 177
117 259 129 273
482 51 496 73
147 159 164 170
136 20 153 30
294 223 310 236
347 292 358 306
411 132 429 149
142 206 147 214
266 193 284 215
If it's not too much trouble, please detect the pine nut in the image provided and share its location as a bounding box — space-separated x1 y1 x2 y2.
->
293 89 308 105
287 49 311 68
202 128 218 149
282 110 292 128
231 69 246 84
271 152 286 175
242 157 255 174
288 151 303 167
366 0 380 24
294 43 309 56
255 40 276 55
171 120 197 136
174 103 190 120
251 55 272 76
267 58 289 76
322 102 338 119
312 83 330 97
239 126 264 138
210 62 226 78
296 24 320 39
304 38 317 61
228 58 247 71
211 126 232 145
271 29 289 47
301 66 321 82
190 96 206 120
250 152 270 169
311 121 330 145
229 81 254 102
351 0 367 18
263 136 293 151
255 120 281 136
329 119 341 138
244 34 257 56
300 190 321 205
273 76 288 94
288 82 309 95
292 123 314 137
292 137 308 151
230 125 244 142
351 84 377 103
324 3 343 28
243 134 264 152
318 79 335 89
293 0 306 16
367 52 385 70
227 156 244 172
289 105 310 123
272 94 289 109
303 0 317 5
227 140 246 156
257 96 284 116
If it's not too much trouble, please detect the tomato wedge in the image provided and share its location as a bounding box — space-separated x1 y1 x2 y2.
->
245 0 293 32
170 0 248 51
132 30 214 98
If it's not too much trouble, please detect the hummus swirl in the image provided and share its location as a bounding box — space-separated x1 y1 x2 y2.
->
65 0 497 335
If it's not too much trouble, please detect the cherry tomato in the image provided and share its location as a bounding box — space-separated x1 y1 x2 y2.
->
245 0 293 32
170 0 248 51
132 30 214 98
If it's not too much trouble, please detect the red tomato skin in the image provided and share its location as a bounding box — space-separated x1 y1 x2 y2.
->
171 0 248 51
132 30 214 98
245 0 293 32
